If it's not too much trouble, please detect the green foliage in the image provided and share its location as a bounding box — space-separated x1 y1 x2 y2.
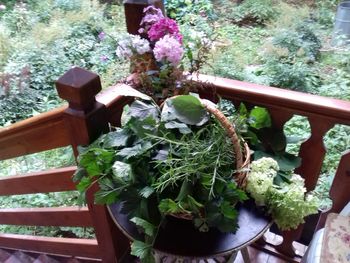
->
0 0 127 126
165 0 213 23
229 0 277 26
75 94 248 261
261 23 322 91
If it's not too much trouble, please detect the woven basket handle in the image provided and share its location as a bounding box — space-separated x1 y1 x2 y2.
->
201 100 243 172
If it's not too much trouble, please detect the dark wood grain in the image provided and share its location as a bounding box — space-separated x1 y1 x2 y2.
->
0 234 100 259
0 207 92 227
0 106 70 161
0 166 76 196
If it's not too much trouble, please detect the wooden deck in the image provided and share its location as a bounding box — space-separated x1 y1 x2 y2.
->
0 248 101 263
0 245 297 263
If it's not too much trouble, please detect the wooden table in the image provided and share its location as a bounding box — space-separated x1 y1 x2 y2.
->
108 201 271 262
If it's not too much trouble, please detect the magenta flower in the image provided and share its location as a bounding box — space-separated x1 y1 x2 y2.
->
148 18 183 43
153 35 184 66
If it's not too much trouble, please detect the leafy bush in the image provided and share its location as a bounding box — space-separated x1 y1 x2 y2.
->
0 0 127 126
0 85 42 126
264 60 313 91
229 0 277 26
165 0 213 23
271 24 322 62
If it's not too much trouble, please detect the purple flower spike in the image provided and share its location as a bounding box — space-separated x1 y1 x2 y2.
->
100 55 108 62
98 32 106 41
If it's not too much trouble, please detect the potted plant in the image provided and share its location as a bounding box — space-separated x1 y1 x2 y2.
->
74 92 250 262
74 5 320 262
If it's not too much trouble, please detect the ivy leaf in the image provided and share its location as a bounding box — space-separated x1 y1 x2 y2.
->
129 100 159 121
258 128 286 154
168 95 209 125
103 129 129 148
254 151 301 171
249 107 271 129
130 240 153 260
130 217 156 237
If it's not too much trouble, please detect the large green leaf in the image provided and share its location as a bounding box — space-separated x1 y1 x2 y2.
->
249 107 271 129
166 95 209 125
129 100 159 121
103 129 129 148
128 116 158 138
114 85 152 101
254 151 301 171
116 141 153 159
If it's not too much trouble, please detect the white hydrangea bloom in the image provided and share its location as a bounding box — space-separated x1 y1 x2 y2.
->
246 157 279 206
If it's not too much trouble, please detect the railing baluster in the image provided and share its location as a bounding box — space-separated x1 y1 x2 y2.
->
56 67 129 262
316 150 350 230
295 117 334 191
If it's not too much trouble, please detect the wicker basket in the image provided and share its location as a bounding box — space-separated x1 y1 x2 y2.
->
164 98 251 220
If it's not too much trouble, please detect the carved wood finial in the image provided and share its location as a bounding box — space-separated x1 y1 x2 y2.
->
56 67 102 112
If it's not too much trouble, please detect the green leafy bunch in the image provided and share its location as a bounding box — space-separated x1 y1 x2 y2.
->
234 103 301 181
74 93 247 262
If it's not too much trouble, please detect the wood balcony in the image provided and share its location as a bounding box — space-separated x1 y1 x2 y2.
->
0 67 349 262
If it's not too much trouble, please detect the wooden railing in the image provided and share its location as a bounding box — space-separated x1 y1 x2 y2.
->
0 67 349 262
0 68 130 262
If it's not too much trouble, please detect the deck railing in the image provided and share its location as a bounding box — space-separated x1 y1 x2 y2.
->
0 67 349 262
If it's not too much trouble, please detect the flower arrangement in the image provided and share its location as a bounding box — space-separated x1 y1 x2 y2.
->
114 6 212 100
74 91 248 262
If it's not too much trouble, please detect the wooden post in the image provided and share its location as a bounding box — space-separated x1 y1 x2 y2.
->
56 67 129 262
124 0 165 35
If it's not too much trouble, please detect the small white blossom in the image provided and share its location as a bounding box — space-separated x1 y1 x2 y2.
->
115 34 151 59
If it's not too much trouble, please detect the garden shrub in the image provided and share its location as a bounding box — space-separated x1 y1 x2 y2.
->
229 0 277 26
165 0 213 23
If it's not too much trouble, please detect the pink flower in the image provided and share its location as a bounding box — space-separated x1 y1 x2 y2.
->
140 6 163 28
148 18 183 43
153 35 184 66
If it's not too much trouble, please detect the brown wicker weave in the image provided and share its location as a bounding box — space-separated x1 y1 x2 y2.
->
201 100 250 189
